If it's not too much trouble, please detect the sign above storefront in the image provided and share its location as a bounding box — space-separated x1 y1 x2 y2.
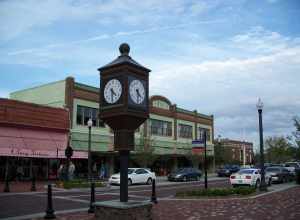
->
192 140 205 148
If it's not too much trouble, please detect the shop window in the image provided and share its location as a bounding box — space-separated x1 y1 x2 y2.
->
197 127 211 141
76 106 83 125
178 124 193 139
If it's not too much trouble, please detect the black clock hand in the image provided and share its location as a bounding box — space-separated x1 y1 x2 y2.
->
136 89 141 103
110 88 116 102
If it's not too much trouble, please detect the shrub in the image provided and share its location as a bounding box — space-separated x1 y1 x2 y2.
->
176 187 256 198
57 179 106 189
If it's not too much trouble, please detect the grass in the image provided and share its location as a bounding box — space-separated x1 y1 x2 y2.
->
56 179 106 189
176 187 256 198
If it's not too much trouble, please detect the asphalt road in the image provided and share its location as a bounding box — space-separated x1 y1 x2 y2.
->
0 177 229 219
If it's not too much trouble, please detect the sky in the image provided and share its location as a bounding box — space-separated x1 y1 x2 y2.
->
0 0 300 150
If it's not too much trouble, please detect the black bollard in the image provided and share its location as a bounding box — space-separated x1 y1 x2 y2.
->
88 182 95 213
151 179 157 204
3 178 10 192
44 184 56 219
31 176 36 191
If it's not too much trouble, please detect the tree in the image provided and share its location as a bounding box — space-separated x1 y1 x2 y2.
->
132 135 158 168
292 116 300 159
265 136 294 163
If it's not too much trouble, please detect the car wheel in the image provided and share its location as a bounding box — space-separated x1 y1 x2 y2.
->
128 179 132 186
146 178 152 185
268 178 271 186
183 176 187 182
255 180 260 189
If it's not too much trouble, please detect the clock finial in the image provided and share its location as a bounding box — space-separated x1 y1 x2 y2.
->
119 43 130 56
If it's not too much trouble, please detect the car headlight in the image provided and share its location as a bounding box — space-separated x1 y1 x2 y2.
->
225 170 230 173
176 174 182 178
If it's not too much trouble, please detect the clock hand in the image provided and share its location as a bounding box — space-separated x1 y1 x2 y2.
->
136 89 141 103
110 88 116 102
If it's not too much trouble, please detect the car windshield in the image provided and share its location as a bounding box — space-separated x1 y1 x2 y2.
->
175 168 187 173
223 165 231 169
266 167 280 172
128 169 135 174
285 163 299 168
238 169 254 174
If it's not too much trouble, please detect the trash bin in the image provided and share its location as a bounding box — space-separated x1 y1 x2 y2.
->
295 168 300 184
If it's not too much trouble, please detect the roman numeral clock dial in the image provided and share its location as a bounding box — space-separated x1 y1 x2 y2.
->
104 79 122 104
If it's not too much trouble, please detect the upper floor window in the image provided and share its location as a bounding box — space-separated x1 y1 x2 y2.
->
152 100 170 110
178 124 193 139
76 105 105 127
150 119 172 137
197 127 211 142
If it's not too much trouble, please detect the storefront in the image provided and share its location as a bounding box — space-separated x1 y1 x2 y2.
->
0 98 87 180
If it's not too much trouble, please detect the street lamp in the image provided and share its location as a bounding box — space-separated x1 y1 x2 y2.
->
87 118 93 181
87 118 95 213
256 98 267 191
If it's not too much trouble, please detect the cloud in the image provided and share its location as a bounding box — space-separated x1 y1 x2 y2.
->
0 89 9 98
7 19 225 57
231 26 300 55
0 0 223 41
148 27 300 146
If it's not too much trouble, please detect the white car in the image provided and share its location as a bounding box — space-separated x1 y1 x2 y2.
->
109 168 156 186
230 168 272 188
284 162 300 175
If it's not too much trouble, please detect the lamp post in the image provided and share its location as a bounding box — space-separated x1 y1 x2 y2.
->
87 118 93 181
65 137 73 181
257 98 267 191
204 130 208 189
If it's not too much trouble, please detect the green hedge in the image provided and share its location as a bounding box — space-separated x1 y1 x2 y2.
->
58 179 106 189
176 187 256 198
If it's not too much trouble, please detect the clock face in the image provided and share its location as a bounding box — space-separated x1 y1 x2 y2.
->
129 79 145 104
103 79 122 104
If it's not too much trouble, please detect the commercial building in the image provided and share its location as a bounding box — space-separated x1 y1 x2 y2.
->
0 98 87 180
217 139 254 165
10 77 214 177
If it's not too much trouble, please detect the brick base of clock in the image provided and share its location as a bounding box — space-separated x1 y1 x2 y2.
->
94 200 153 220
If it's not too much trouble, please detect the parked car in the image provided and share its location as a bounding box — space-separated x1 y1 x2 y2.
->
217 165 240 177
284 162 300 175
265 166 294 183
108 168 156 185
230 168 272 188
167 167 202 182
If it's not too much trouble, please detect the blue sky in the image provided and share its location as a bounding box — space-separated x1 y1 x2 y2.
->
1 0 300 149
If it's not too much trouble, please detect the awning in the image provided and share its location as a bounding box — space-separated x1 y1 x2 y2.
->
0 127 87 159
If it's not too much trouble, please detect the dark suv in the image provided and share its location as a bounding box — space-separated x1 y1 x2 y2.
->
217 165 240 177
168 167 202 182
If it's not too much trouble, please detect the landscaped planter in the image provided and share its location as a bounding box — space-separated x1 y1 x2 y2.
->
56 180 106 189
176 187 257 198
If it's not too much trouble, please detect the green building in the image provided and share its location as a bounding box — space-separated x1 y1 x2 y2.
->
10 77 214 177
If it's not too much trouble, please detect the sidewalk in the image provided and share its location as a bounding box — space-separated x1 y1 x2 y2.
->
0 181 47 193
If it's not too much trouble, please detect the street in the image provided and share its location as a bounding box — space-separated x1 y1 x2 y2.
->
1 177 299 220
0 177 229 219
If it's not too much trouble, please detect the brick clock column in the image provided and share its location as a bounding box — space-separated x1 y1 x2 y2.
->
194 110 198 140
65 77 75 127
172 104 177 140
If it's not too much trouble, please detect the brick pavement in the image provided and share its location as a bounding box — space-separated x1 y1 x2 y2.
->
30 186 300 220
